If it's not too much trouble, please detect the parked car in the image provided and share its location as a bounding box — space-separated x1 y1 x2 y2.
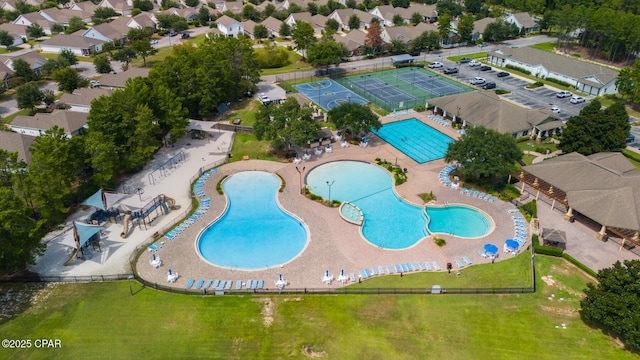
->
570 96 586 104
459 57 472 64
479 65 492 71
90 80 100 88
468 60 481 67
482 82 496 89
259 95 271 105
551 106 561 114
478 43 488 48
150 39 159 45
168 30 178 37
469 77 486 85
428 61 444 68
409 51 420 56
626 135 636 143
181 32 190 39
496 71 509 77
556 90 573 98
444 67 458 74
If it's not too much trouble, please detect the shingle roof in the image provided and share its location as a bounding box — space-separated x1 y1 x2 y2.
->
511 12 537 29
99 67 150 88
11 111 88 135
261 16 283 32
491 46 618 87
523 152 640 230
217 15 240 28
331 9 376 24
473 17 494 34
0 131 35 163
59 88 112 107
39 34 104 48
427 91 559 134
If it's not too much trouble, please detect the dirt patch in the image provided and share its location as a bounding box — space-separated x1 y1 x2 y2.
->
254 297 275 327
540 305 579 317
0 282 50 322
283 297 302 302
542 274 583 297
553 44 632 69
302 344 327 358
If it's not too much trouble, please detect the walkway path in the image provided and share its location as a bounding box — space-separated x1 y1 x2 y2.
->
524 150 563 164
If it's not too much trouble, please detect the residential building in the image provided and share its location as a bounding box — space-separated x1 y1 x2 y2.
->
471 17 494 41
216 15 244 37
39 8 92 26
10 111 89 137
39 33 105 56
327 9 376 31
504 12 538 33
0 51 46 76
285 13 327 35
97 0 133 16
13 12 55 35
242 19 258 39
0 131 35 163
261 16 284 37
59 88 113 112
99 67 151 89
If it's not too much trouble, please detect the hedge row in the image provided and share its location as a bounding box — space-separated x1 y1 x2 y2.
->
622 149 640 163
546 77 573 88
505 64 531 75
533 235 597 276
562 253 598 278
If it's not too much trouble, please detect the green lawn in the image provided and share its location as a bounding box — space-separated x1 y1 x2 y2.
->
530 41 557 53
522 154 537 165
1 256 636 358
518 141 559 155
259 48 314 76
220 99 260 128
448 52 488 62
229 132 280 163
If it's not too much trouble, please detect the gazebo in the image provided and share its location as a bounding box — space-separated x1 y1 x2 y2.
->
541 228 567 249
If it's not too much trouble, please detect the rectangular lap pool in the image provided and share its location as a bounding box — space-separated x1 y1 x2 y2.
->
372 118 454 164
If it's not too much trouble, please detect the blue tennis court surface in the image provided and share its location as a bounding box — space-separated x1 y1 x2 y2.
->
372 118 454 164
293 80 367 111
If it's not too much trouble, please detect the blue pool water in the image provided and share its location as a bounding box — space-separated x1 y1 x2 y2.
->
307 161 492 248
197 171 308 269
372 118 454 164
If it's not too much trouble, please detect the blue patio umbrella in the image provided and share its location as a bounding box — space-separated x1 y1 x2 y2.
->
484 243 498 255
152 253 157 261
168 268 172 276
340 269 344 277
279 274 283 281
505 239 519 250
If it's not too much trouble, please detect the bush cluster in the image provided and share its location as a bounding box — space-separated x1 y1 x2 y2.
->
505 64 531 75
546 77 572 87
375 158 407 185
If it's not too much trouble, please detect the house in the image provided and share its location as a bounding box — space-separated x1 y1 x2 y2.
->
127 12 157 30
408 4 438 23
487 46 619 96
82 17 130 44
285 13 327 36
39 8 92 26
241 20 257 39
220 0 243 14
370 5 412 27
0 61 13 87
261 16 283 37
426 91 564 139
520 152 640 247
0 131 35 163
0 52 47 76
13 12 55 35
216 15 244 37
0 23 25 47
99 67 151 89
328 9 376 31
504 12 538 33
471 17 495 41
161 8 198 21
39 34 105 56
1 0 17 11
97 0 133 16
333 30 366 55
381 25 421 46
59 87 113 112
69 1 99 14
10 111 89 138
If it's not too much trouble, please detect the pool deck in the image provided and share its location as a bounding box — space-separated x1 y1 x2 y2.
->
134 111 524 289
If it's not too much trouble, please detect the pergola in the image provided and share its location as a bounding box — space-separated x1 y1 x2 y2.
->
513 152 640 248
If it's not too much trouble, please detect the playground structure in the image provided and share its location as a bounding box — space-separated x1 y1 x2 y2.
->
120 194 177 238
53 222 104 266
148 151 186 186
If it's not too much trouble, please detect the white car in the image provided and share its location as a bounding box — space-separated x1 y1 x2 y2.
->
468 60 481 67
469 77 486 85
150 39 159 45
428 62 444 68
551 106 561 114
556 90 573 98
570 96 586 104
259 95 271 105
90 80 100 88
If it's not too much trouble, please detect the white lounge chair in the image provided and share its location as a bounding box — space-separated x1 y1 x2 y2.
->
167 272 178 282
325 144 332 153
150 258 162 268
341 140 349 148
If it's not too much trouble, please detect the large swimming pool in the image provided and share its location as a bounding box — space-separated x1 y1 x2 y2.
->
306 161 492 249
372 118 454 164
197 171 308 269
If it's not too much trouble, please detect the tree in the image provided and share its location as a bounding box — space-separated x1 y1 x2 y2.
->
307 38 348 72
391 0 409 8
444 125 522 180
325 18 340 34
348 14 361 31
94 54 113 74
464 0 482 14
41 57 69 76
412 30 440 51
161 0 179 9
0 30 14 48
112 47 138 68
327 103 382 137
60 48 78 67
185 0 198 7
51 23 64 34
243 4 260 22
392 14 405 26
93 6 117 22
581 260 640 352
457 13 475 44
254 24 268 42
198 7 211 26
559 100 630 155
345 0 356 8
365 21 383 54
291 21 316 60
127 28 148 42
616 60 640 104
12 58 37 83
436 0 463 17
65 16 86 34
307 2 318 15
256 42 290 68
279 22 291 38
0 186 45 271
131 40 158 67
437 14 452 45
51 67 83 93
264 3 276 17
26 23 45 39
411 12 423 25
15 82 43 111
41 89 55 107
133 0 154 11
389 39 407 55
253 97 319 149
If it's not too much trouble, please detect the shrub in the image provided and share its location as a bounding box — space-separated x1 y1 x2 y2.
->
434 237 446 246
517 136 531 143
375 159 407 185
533 235 564 256
495 89 510 95
419 191 436 203
275 173 286 192
520 199 537 218
216 175 228 195
527 81 544 89
505 64 531 75
546 77 572 87
500 183 521 201
413 105 425 112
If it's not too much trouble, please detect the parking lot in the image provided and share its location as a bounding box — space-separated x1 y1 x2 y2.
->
430 58 589 120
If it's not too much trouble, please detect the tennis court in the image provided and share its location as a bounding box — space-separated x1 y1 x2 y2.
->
293 80 368 111
335 67 472 112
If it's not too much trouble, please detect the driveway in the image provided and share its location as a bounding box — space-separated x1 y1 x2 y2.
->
0 81 58 117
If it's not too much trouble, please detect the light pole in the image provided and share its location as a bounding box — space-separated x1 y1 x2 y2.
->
326 180 335 207
296 166 305 195
128 275 134 296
